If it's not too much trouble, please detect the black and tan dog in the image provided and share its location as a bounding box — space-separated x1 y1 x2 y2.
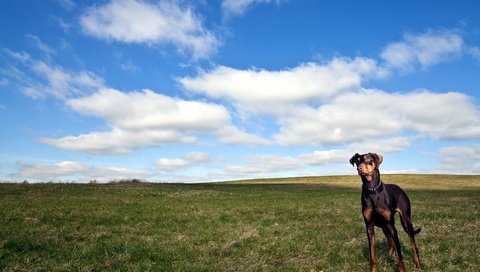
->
349 153 421 272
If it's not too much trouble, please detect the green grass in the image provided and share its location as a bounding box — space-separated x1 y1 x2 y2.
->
1 175 479 271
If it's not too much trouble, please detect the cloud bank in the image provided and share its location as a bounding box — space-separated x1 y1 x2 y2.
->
39 88 269 154
180 57 386 112
179 30 480 147
274 89 480 146
14 160 148 182
156 152 212 170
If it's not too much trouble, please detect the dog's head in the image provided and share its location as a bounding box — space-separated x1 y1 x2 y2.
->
349 153 383 176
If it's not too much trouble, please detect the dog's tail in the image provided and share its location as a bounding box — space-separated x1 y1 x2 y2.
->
413 227 422 235
397 208 421 236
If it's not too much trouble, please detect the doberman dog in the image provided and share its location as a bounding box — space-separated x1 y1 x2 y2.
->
349 153 421 272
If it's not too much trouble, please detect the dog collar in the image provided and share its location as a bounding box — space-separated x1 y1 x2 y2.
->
366 181 383 193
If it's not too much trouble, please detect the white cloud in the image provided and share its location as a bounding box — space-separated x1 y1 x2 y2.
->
26 34 56 58
222 0 283 17
179 57 386 112
297 149 350 166
156 151 211 170
120 59 141 72
3 49 31 62
216 125 271 145
2 50 105 99
40 89 269 154
54 0 76 11
67 88 231 131
381 30 464 71
220 136 419 178
80 0 220 59
225 154 300 176
469 47 480 62
223 149 360 178
0 78 8 86
348 137 412 154
14 160 148 182
38 128 196 154
16 161 88 179
55 17 73 33
274 89 480 146
438 145 480 173
30 61 105 99
156 158 191 170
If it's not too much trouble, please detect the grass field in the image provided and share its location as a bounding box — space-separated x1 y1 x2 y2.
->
1 175 479 271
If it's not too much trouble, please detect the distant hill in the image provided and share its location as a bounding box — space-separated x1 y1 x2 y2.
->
220 174 480 190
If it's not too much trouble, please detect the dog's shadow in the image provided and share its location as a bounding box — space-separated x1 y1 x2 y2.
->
362 240 399 271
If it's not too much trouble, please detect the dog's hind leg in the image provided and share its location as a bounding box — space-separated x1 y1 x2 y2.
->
396 208 421 269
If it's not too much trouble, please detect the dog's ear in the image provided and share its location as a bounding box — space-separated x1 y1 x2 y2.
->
370 153 383 168
349 153 360 166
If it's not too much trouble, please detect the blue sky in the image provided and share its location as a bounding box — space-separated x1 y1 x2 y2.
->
1 0 480 182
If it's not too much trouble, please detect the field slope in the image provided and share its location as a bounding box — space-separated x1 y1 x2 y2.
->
1 175 479 271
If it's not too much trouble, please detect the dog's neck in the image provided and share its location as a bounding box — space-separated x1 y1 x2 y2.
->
361 169 381 191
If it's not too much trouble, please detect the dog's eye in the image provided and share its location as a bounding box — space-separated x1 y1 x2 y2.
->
365 158 372 163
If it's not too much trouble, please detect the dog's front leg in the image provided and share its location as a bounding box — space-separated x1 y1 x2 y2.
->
366 224 377 272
